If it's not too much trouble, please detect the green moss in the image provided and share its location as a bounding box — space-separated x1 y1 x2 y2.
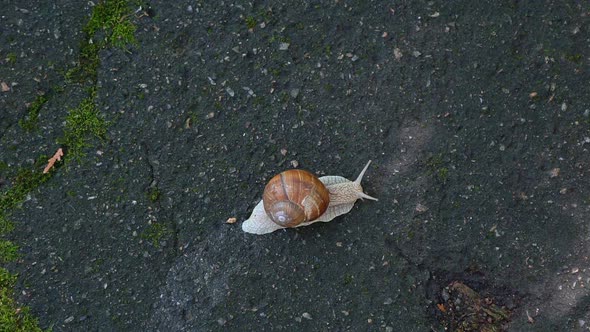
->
565 53 582 64
19 95 48 132
0 165 51 213
0 2 139 330
6 52 17 65
245 16 257 29
343 273 354 285
58 89 108 161
141 223 171 248
84 0 137 49
0 164 50 331
0 240 19 263
0 268 43 332
147 187 161 202
426 153 450 183
68 0 137 83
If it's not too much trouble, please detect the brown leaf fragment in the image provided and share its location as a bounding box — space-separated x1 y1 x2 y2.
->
226 217 237 224
43 148 64 173
549 168 560 178
1 82 9 92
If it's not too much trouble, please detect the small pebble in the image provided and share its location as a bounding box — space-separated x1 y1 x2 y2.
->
290 88 300 98
279 43 290 50
302 312 312 320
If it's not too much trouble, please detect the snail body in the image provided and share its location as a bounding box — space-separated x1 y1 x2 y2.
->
242 160 378 234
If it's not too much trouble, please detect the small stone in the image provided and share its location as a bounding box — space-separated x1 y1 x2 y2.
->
290 88 300 98
280 148 288 156
549 168 560 178
226 217 237 224
393 48 403 60
383 298 393 305
65 316 74 323
302 312 312 320
351 55 359 61
415 203 428 213
341 310 349 316
412 50 422 57
561 103 567 111
217 318 227 326
279 42 290 51
226 87 235 97
386 327 394 332
206 112 215 119
290 160 299 168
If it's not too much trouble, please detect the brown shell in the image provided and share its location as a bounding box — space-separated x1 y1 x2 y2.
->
262 169 330 227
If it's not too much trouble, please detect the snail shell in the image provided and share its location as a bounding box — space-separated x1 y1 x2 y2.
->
242 160 378 235
263 169 330 227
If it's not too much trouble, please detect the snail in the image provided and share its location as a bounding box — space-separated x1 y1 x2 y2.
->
242 160 378 234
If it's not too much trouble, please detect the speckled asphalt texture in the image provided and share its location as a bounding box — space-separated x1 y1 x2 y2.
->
1 1 590 331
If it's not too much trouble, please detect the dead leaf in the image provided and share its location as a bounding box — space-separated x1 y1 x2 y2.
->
437 303 446 313
43 148 64 173
549 168 560 178
1 82 9 92
226 217 237 224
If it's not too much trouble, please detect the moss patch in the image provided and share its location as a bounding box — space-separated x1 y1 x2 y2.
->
0 163 50 330
0 1 139 330
0 268 43 332
67 0 138 83
141 223 172 248
18 95 48 132
58 89 108 161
